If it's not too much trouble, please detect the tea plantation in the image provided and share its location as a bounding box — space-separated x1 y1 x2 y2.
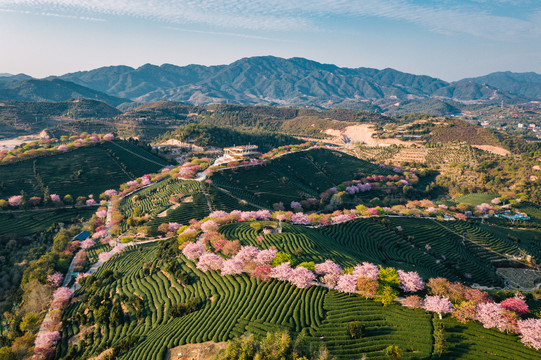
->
0 140 167 199
56 241 541 360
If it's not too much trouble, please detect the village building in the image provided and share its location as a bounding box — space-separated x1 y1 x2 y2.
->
213 145 259 166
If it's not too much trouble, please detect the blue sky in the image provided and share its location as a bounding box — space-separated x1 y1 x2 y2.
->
0 0 540 81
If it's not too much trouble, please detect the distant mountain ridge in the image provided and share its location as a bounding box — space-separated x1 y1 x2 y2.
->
1 57 540 108
57 56 522 106
0 78 128 106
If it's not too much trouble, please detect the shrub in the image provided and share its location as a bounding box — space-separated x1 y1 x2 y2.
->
347 321 365 339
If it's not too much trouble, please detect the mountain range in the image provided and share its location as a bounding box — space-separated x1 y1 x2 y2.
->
1 56 540 109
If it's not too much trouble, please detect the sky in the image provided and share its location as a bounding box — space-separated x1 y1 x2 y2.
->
0 0 540 81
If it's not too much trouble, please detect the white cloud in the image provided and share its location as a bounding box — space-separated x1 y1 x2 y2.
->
0 0 539 40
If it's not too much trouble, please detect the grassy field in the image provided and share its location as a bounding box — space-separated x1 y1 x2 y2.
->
0 140 167 200
56 240 541 360
449 193 498 206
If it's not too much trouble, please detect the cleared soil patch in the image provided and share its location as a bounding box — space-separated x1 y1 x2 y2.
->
167 341 227 360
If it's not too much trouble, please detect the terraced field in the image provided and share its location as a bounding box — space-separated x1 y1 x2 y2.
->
0 140 167 200
0 207 95 236
57 240 541 360
211 148 393 208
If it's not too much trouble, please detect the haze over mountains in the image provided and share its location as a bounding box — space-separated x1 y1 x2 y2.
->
1 56 541 109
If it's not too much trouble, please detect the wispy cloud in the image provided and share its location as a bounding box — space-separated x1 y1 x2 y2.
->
0 0 540 40
164 26 289 42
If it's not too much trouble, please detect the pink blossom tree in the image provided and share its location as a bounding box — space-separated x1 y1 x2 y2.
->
476 302 506 331
403 295 423 309
47 272 64 288
103 133 115 141
8 195 22 207
80 239 95 249
34 331 61 352
234 246 260 263
57 144 68 152
424 296 453 319
291 213 310 225
500 294 529 315
104 189 118 197
182 242 206 260
352 262 379 280
96 209 107 218
201 220 220 233
315 260 342 289
251 265 272 282
270 262 293 282
335 274 358 293
50 194 61 202
398 270 424 293
518 318 541 350
255 249 277 265
197 253 224 272
289 267 316 289
221 258 245 275
168 222 182 232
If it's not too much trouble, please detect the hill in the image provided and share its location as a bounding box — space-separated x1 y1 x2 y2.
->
0 78 129 106
466 71 541 100
56 56 521 107
0 140 167 200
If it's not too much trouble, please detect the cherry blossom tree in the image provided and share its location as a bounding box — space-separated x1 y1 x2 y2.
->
50 194 61 202
476 302 506 330
424 296 453 319
251 265 272 282
221 258 245 275
291 213 310 225
8 195 22 207
518 318 541 350
103 133 115 141
104 189 118 197
335 274 358 293
270 262 293 282
352 262 379 280
197 253 224 272
500 294 529 315
57 145 68 152
289 266 316 289
315 260 342 289
182 242 206 260
402 295 423 309
255 249 277 265
168 222 182 232
234 246 260 263
80 239 95 249
47 272 64 288
201 220 220 233
96 209 107 218
34 331 61 352
86 198 97 205
397 270 424 293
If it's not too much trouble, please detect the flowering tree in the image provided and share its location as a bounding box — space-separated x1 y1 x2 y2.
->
34 331 61 353
500 294 529 315
352 262 379 280
168 222 182 232
315 260 342 289
80 239 95 249
221 258 245 275
255 249 278 265
50 194 61 203
197 253 224 272
182 242 206 260
289 267 316 289
51 287 74 310
476 302 506 330
201 220 220 233
402 295 423 309
86 198 97 205
397 270 424 293
424 296 453 319
251 265 272 282
8 195 22 207
518 318 541 350
234 246 260 263
96 209 107 218
291 213 310 225
270 262 293 282
103 133 115 141
335 274 358 293
452 301 477 323
47 272 64 288
57 145 68 152
104 189 118 197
